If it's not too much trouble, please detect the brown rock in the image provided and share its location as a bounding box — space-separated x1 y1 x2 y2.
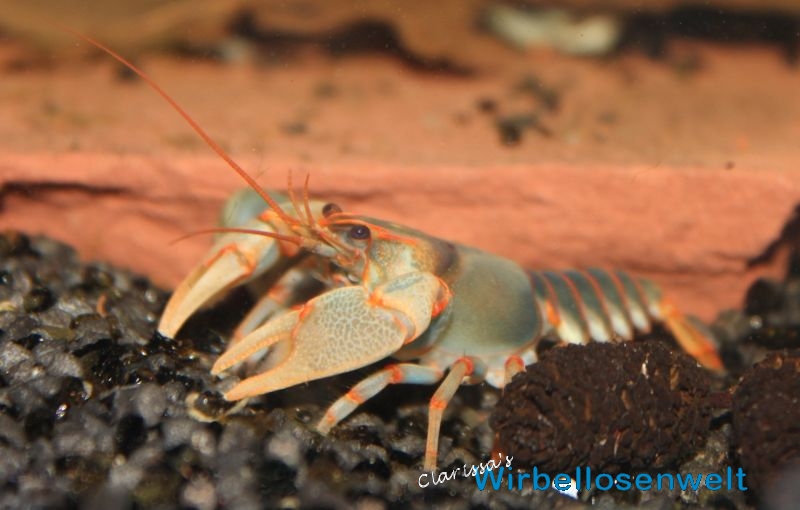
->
491 341 713 473
732 352 800 493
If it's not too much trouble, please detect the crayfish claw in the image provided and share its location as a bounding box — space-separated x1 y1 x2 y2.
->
158 224 284 338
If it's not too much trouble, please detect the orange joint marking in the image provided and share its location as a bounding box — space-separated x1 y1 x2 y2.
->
344 387 365 405
323 410 337 426
505 355 524 372
659 299 680 319
431 279 451 317
203 244 232 267
430 397 448 411
460 357 476 376
388 364 405 384
431 301 447 317
539 275 562 327
206 243 257 276
267 284 291 302
545 301 561 327
291 303 313 337
242 250 257 274
367 289 385 308
298 303 313 320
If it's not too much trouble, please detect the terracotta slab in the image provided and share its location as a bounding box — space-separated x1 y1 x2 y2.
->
2 43 799 322
3 150 797 321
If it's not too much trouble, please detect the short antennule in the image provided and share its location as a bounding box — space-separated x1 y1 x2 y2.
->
302 174 317 229
285 171 308 225
60 26 299 228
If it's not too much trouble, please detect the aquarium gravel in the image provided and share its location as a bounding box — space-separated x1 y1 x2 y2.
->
0 231 799 509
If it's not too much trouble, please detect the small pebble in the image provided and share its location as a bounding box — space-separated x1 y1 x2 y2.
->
24 287 55 313
181 474 217 510
0 341 33 371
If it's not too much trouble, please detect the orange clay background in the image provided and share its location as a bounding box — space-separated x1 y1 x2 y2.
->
1 1 800 322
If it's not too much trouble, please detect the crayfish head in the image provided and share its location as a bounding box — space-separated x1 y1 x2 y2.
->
290 205 374 282
289 199 452 288
313 212 453 289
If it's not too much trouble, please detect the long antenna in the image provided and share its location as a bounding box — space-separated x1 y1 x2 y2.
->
61 26 299 228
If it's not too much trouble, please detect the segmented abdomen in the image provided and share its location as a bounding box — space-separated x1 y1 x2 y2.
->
529 269 665 345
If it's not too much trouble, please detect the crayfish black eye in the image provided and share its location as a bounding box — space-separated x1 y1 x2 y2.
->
322 203 342 217
348 225 371 240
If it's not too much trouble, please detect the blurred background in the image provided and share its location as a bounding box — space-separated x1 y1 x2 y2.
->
1 0 799 320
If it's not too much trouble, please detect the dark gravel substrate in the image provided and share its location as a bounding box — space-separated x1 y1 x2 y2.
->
1 231 799 509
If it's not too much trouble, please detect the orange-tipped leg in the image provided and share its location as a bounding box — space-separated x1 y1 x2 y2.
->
316 363 444 434
503 355 526 387
660 300 724 372
424 356 485 471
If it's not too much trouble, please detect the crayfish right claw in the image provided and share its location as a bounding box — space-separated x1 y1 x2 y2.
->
215 272 446 401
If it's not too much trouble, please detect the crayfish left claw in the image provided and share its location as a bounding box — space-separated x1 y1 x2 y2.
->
158 226 284 337
159 189 330 339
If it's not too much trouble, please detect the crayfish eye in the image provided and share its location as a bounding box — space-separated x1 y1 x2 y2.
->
348 224 371 240
322 203 342 217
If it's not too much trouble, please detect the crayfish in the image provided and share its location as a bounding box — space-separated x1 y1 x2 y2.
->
72 31 723 472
